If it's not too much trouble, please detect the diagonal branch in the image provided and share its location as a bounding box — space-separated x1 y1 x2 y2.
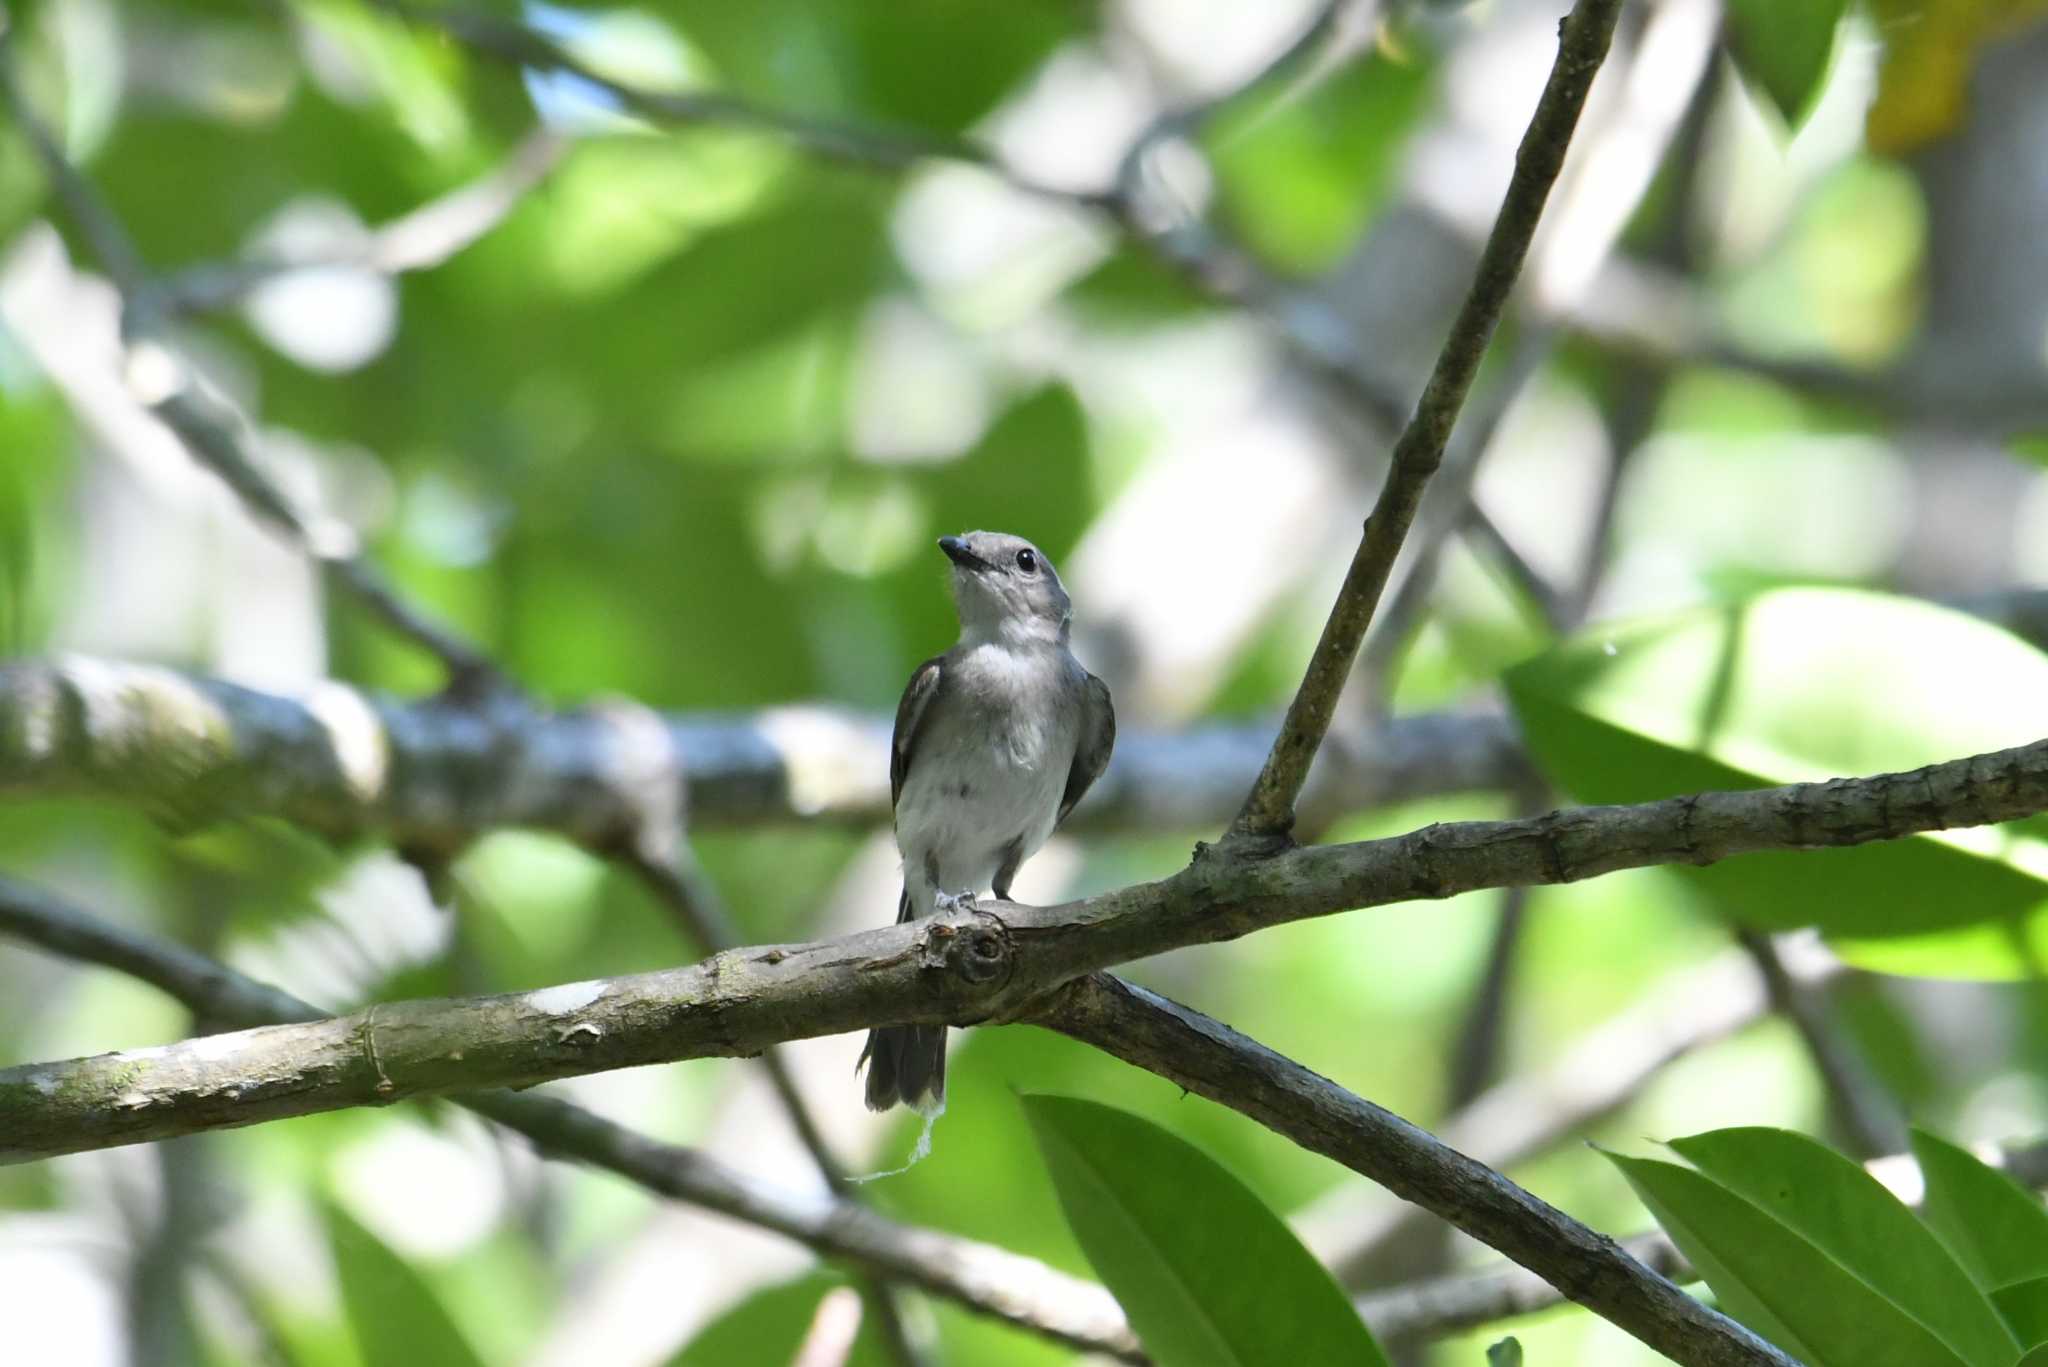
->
1034 973 1793 1367
7 734 2048 1159
1231 0 1625 841
0 876 1142 1362
1307 942 1852 1285
1735 929 1907 1159
1358 1137 2048 1343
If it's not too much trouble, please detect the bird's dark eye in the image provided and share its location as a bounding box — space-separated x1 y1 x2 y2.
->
1016 549 1038 573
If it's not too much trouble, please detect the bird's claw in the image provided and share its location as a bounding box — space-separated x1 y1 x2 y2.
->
934 889 980 915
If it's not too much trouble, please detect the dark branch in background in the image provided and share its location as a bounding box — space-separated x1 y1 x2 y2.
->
1735 930 1907 1159
1232 0 1625 840
386 3 1111 208
0 656 1531 842
1112 0 1366 205
1442 884 1529 1107
9 734 2048 1158
1037 975 1795 1367
0 877 1143 1363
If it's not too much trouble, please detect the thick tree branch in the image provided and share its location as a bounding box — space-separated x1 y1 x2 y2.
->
1036 974 1794 1367
1232 0 1624 840
0 877 1142 1361
0 656 1530 842
7 735 2048 1158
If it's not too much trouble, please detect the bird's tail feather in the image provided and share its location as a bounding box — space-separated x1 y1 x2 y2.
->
857 885 947 1112
859 1023 947 1112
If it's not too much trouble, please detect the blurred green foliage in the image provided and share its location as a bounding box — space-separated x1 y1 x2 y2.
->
3 1 2048 1365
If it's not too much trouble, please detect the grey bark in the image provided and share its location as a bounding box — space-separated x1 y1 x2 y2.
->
0 656 1531 845
6 733 2047 1159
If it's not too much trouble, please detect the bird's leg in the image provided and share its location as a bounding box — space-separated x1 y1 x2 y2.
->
933 889 981 914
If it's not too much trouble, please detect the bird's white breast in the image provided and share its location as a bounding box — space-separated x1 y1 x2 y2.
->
895 643 1080 911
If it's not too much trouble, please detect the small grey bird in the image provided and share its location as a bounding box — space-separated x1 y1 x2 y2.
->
859 531 1115 1112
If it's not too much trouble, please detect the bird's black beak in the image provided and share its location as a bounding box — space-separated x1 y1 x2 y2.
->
938 536 989 572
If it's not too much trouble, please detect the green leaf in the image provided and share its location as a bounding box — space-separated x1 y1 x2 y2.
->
1606 1151 1972 1366
1487 1337 1525 1366
1504 589 2048 968
1913 1129 2048 1290
324 1201 486 1367
2020 1345 2048 1367
1993 1279 2048 1351
1671 1129 2016 1367
666 1273 888 1367
1021 1094 1388 1367
1865 0 2048 153
1725 0 1849 129
922 384 1094 564
1206 46 1433 274
668 0 1080 133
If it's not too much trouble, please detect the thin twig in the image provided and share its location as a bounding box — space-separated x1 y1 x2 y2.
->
0 876 1142 1362
1459 502 1570 626
385 2 1110 209
1232 0 1626 841
1037 974 1795 1367
1112 0 1366 207
1356 333 1557 713
403 1 1428 440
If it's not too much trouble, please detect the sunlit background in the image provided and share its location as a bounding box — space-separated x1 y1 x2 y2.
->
4 0 2048 1362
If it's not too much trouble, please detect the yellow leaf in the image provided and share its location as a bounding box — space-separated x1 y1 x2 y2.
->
1867 0 2048 153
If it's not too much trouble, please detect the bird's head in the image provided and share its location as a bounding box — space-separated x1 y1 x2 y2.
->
939 531 1071 646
